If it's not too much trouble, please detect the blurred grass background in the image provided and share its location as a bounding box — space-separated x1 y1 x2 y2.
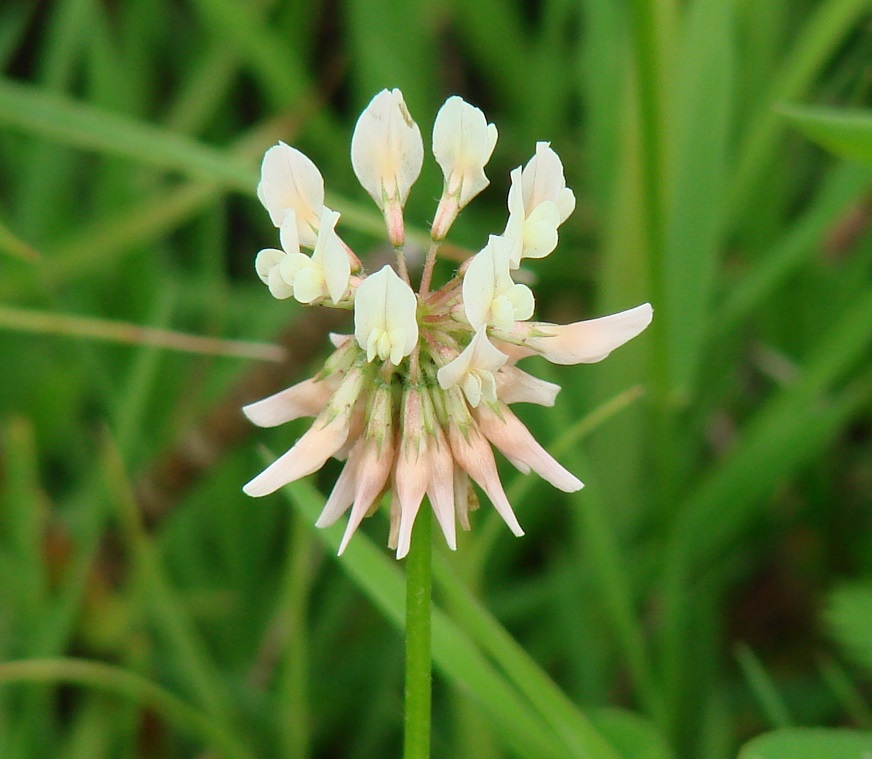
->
1 0 871 757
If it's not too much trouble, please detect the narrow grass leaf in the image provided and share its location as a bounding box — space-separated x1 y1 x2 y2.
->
737 728 872 759
781 104 872 166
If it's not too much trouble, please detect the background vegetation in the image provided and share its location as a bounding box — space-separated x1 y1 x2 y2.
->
1 1 871 757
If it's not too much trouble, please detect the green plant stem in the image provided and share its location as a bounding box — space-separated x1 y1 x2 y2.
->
404 508 432 759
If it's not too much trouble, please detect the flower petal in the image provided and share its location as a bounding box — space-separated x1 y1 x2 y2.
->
354 265 418 364
495 365 561 406
448 425 524 536
242 376 335 428
257 142 324 246
242 412 351 497
476 404 583 492
351 88 423 208
519 303 653 365
432 95 498 207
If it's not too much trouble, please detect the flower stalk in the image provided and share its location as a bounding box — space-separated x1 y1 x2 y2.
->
403 507 432 759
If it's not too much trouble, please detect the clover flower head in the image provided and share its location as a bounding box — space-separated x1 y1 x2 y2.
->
245 90 653 558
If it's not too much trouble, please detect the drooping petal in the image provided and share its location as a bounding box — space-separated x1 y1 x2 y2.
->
351 88 423 209
257 142 325 247
426 426 456 551
315 450 360 527
495 365 561 406
242 412 351 497
354 265 418 364
242 376 335 428
514 303 653 365
448 424 524 536
338 434 395 555
432 96 498 207
476 404 583 492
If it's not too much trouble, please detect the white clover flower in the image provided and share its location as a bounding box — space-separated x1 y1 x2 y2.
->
244 90 652 558
430 96 498 240
351 89 423 247
268 207 350 306
463 235 534 330
257 142 325 248
503 142 576 266
437 326 507 408
354 265 419 365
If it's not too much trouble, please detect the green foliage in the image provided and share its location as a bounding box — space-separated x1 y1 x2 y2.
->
1 0 871 757
737 728 872 758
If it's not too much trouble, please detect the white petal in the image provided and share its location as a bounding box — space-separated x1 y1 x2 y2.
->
521 200 560 260
257 142 324 246
522 141 568 214
432 96 497 207
522 303 653 365
279 209 301 254
354 265 418 364
351 89 423 208
312 208 350 304
267 268 294 299
255 248 284 284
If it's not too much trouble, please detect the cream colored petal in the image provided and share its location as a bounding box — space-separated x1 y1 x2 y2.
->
242 377 335 428
432 96 497 207
278 209 301 255
476 404 583 492
290 266 324 305
257 142 324 246
523 303 653 364
461 247 496 330
556 187 576 224
312 208 350 304
255 248 283 284
351 88 423 208
507 282 535 322
521 200 560 260
394 442 431 560
267 268 294 299
354 265 418 364
521 141 568 213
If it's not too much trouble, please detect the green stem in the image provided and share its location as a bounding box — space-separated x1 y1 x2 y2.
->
404 508 432 759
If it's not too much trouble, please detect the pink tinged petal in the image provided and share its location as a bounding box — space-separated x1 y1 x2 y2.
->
492 338 536 364
496 365 561 406
476 405 583 492
521 303 653 365
394 445 430 560
351 89 423 209
448 425 524 537
426 429 457 551
242 377 334 428
257 142 324 246
338 436 395 555
329 332 353 349
453 470 475 531
314 449 360 527
242 412 351 497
